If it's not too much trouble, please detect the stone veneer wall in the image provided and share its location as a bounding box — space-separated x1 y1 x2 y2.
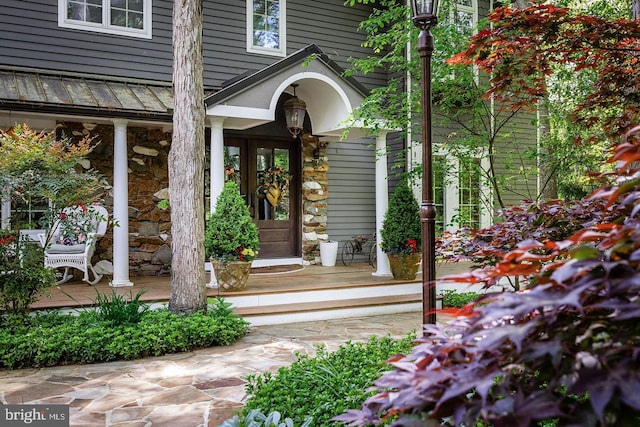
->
61 124 332 272
300 134 330 264
61 122 173 276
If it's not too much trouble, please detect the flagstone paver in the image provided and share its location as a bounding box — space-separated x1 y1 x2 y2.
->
0 311 447 426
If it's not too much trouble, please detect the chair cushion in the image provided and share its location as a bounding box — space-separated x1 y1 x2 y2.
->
47 244 86 254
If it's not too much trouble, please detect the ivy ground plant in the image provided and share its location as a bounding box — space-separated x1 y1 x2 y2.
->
0 297 249 369
240 335 416 427
334 127 640 426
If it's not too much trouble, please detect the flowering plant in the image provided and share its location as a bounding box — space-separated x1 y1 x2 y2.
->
0 232 17 266
237 247 256 262
55 203 107 246
257 166 291 196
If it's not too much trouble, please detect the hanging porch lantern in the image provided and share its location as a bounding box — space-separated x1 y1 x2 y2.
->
283 83 307 138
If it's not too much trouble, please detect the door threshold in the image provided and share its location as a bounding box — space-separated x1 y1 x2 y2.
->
252 257 304 268
205 257 304 271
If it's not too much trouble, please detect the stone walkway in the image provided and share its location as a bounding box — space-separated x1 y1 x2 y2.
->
0 311 448 427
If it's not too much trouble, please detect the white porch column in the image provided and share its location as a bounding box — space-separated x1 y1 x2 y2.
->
110 119 133 287
209 116 226 212
373 131 392 277
207 116 225 289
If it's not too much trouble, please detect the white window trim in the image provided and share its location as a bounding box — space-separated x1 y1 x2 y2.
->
246 0 287 57
453 0 478 29
437 148 492 232
58 0 152 39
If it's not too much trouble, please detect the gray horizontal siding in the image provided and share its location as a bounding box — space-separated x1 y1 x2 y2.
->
0 0 173 82
493 110 539 207
205 0 386 90
326 138 379 243
2 0 387 92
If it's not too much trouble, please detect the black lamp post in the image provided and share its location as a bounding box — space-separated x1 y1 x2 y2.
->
410 0 440 326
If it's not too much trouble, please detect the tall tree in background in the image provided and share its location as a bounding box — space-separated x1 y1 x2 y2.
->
346 0 543 219
450 4 640 135
348 0 638 207
168 0 207 314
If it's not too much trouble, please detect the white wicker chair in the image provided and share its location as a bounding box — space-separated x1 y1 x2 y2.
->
38 205 109 285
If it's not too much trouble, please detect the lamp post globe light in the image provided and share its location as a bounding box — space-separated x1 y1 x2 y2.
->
411 0 440 325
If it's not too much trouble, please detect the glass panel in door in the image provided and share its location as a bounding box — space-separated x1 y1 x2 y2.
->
252 143 297 258
256 147 290 221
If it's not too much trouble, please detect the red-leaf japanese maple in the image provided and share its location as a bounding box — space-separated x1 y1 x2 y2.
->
334 125 640 427
448 2 640 141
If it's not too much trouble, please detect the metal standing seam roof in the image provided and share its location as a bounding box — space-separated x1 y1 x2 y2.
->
0 69 175 121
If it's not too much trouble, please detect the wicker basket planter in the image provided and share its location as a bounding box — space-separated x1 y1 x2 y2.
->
387 253 421 280
211 259 252 292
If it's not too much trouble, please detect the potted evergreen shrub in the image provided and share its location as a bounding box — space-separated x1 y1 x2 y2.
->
380 180 422 280
205 181 259 291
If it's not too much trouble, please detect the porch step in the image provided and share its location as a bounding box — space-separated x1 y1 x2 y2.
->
235 293 422 316
220 282 430 326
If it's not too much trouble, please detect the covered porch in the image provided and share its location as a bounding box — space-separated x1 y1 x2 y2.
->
0 45 398 287
30 262 471 326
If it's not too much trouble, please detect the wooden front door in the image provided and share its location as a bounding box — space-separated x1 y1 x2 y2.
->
224 137 300 259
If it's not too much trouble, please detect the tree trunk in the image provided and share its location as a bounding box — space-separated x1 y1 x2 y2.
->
634 0 640 20
538 97 557 200
168 0 207 314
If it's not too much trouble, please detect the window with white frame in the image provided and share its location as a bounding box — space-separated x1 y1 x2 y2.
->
58 0 152 39
247 0 286 56
457 157 482 229
434 155 446 236
424 148 490 233
453 0 477 35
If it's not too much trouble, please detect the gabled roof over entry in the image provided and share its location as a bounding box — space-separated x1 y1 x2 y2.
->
205 44 372 139
206 44 368 106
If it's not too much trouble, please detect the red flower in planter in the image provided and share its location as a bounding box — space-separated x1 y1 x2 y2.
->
0 235 15 246
405 239 418 254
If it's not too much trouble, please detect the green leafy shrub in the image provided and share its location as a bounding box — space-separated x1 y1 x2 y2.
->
93 289 150 326
205 181 259 262
0 232 57 320
0 297 249 369
380 180 421 255
242 334 415 427
439 289 480 308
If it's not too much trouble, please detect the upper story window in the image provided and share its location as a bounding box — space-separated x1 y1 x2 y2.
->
58 0 152 39
247 0 286 57
453 0 477 35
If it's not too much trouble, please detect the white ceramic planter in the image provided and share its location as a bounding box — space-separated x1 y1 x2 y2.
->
320 241 339 267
